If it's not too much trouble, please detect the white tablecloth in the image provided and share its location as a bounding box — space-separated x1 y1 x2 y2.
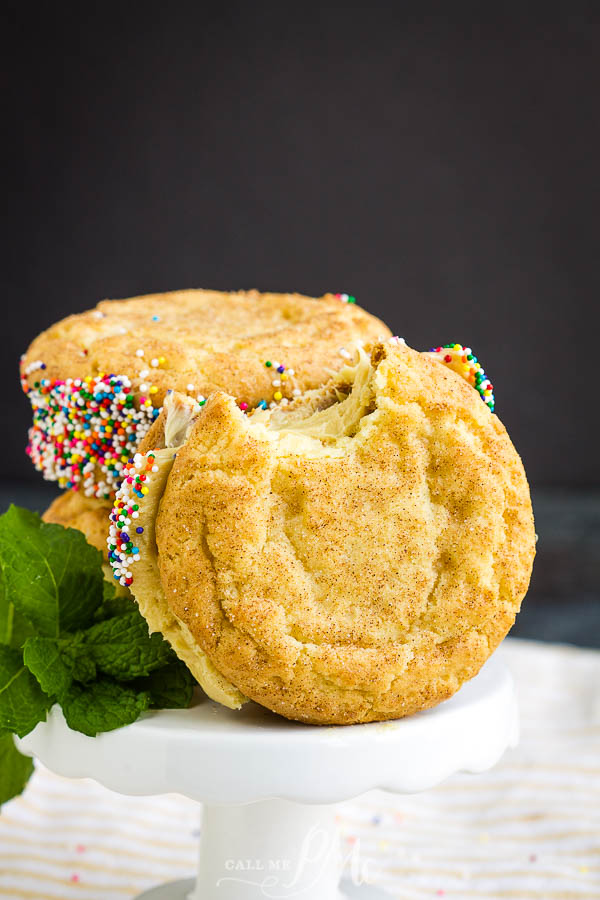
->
1 638 598 899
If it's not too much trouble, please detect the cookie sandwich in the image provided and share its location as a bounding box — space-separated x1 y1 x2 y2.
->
108 339 535 724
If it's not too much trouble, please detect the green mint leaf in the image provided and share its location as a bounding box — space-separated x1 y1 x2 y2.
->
82 611 174 680
61 640 97 685
23 632 101 696
0 646 52 737
136 661 195 709
52 631 98 685
0 574 11 646
6 608 36 651
23 637 73 700
61 680 150 736
0 506 104 637
0 731 34 806
0 574 35 650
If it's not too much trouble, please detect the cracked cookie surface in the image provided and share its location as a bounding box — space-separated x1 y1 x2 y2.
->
22 289 390 407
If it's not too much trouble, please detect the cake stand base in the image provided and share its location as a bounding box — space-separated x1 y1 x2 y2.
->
137 798 388 900
18 655 517 900
135 882 195 899
136 879 388 899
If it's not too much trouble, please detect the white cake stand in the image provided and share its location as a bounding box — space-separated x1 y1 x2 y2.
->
18 655 517 900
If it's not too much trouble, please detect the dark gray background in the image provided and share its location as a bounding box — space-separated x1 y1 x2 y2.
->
4 5 599 486
3 6 599 644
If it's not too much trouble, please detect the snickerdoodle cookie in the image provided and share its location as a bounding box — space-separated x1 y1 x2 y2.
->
109 340 535 724
21 289 389 500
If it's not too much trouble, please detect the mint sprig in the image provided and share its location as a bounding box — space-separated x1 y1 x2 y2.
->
0 506 104 636
0 505 195 808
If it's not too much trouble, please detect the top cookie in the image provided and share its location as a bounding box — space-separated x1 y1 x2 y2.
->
109 340 535 725
21 289 390 499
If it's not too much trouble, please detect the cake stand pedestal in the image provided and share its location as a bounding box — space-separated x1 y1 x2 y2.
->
18 655 517 899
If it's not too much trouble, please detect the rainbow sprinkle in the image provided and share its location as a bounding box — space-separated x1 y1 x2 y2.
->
108 451 158 586
428 344 495 411
335 292 356 304
263 360 296 408
21 345 297 498
21 373 160 500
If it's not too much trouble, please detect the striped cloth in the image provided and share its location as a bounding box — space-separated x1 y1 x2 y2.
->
0 638 598 899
